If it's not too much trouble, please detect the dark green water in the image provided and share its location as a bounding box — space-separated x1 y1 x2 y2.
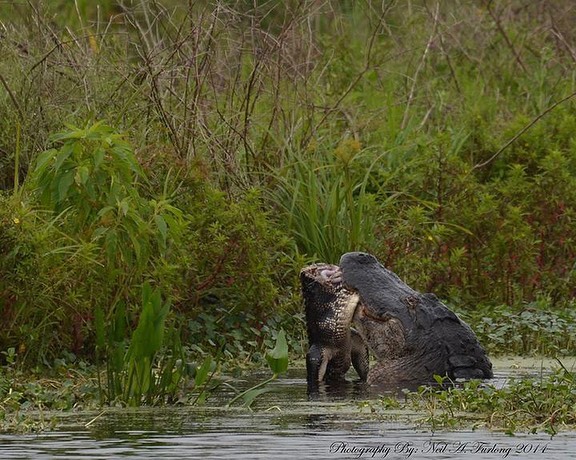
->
0 358 574 459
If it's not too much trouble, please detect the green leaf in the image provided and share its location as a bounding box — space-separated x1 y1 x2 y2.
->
104 229 118 261
50 126 84 141
34 149 57 172
154 214 168 245
94 147 105 169
433 374 445 385
118 199 129 216
111 301 127 342
97 206 115 218
265 329 288 375
54 143 74 171
75 165 90 185
194 356 213 387
242 387 273 408
94 306 105 349
56 170 75 203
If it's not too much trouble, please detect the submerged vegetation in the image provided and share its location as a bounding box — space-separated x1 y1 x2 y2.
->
1 0 576 431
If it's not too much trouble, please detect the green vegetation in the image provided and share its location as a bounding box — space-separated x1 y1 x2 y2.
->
1 0 576 432
96 282 182 406
372 363 576 435
458 302 576 357
227 329 289 408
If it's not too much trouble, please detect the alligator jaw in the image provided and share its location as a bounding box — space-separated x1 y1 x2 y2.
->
339 251 494 384
355 302 394 324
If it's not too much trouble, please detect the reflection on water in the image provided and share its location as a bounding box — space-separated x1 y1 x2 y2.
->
0 357 574 459
1 428 573 460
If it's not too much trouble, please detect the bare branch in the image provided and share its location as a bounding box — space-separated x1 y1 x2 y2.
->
483 0 527 73
472 89 576 171
401 1 439 131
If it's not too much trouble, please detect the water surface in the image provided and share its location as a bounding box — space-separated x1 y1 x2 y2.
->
1 357 574 459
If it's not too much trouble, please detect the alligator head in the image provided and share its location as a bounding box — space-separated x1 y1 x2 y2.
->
340 252 493 386
300 263 369 388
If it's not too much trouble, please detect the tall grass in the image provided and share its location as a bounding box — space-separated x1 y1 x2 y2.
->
270 140 381 263
2 0 576 369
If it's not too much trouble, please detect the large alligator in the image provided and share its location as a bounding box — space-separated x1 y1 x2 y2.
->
302 252 493 388
300 263 369 389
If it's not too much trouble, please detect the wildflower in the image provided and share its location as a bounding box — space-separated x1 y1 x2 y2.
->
13 217 20 225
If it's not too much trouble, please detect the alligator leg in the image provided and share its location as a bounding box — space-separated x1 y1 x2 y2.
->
306 343 326 388
351 329 369 381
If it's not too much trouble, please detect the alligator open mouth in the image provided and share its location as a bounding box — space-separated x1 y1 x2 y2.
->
300 263 342 289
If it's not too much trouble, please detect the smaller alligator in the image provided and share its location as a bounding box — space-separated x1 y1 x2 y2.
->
300 263 369 389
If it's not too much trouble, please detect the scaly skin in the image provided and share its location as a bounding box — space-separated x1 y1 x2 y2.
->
340 252 493 386
300 263 369 389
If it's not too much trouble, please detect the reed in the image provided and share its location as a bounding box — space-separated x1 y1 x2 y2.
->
270 141 379 263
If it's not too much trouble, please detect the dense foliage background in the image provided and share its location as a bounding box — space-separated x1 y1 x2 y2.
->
1 0 576 369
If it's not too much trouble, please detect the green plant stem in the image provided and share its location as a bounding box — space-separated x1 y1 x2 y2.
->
191 363 219 406
226 373 278 408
